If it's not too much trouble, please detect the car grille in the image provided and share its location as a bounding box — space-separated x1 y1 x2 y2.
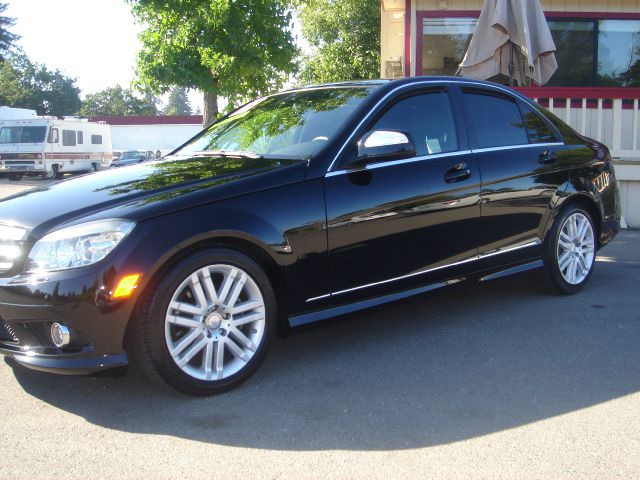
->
0 317 18 343
25 322 54 347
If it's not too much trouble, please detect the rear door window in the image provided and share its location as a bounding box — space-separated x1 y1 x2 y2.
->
462 91 528 148
518 102 560 144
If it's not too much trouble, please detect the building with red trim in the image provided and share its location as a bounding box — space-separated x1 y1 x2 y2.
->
381 0 640 226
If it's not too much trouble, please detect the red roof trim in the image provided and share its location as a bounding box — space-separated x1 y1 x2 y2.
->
89 115 203 126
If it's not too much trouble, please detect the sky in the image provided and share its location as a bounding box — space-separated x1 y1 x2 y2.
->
4 0 307 113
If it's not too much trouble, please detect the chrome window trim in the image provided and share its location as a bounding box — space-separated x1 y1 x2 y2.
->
325 150 473 177
305 238 541 302
472 142 564 154
325 78 566 174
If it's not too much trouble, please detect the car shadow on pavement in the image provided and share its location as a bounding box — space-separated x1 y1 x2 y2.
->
6 230 640 451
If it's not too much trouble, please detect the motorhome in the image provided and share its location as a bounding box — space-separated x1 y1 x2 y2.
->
0 108 112 180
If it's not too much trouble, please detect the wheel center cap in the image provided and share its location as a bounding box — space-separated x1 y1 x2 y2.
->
204 312 223 330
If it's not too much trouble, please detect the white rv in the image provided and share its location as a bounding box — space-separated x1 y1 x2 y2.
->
0 108 113 180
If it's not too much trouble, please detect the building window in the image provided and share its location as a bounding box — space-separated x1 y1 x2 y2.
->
421 18 477 77
420 16 640 87
91 134 103 145
62 130 76 146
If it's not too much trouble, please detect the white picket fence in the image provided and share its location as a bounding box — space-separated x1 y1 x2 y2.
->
518 87 640 160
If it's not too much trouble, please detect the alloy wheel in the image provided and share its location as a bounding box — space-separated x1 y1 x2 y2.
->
164 264 266 381
556 212 595 285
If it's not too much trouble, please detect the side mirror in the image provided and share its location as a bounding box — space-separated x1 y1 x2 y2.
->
356 130 415 163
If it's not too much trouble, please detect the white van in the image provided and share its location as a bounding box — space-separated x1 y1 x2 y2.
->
0 111 113 180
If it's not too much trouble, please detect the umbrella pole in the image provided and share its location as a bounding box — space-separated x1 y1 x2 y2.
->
508 42 515 86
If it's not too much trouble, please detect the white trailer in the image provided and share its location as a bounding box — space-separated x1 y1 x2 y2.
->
0 111 113 180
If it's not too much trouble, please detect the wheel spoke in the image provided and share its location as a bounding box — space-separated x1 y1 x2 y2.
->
230 300 262 315
189 273 209 310
203 340 214 380
214 340 225 379
170 328 203 357
170 301 204 316
167 314 202 329
232 311 265 327
230 327 257 352
577 254 589 276
224 337 249 362
217 268 238 306
224 273 247 309
559 252 572 271
568 258 578 283
560 231 572 243
200 267 218 303
177 337 207 367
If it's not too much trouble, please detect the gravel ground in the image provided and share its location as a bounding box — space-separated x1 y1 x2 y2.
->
0 178 638 479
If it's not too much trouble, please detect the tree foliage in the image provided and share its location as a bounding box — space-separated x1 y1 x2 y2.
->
163 87 192 115
297 0 380 85
0 3 19 61
0 53 81 115
79 85 159 116
127 0 297 125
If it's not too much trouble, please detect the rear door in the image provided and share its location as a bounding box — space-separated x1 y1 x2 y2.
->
460 87 570 261
324 86 481 305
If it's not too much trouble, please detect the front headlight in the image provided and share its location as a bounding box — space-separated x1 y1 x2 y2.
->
26 219 135 272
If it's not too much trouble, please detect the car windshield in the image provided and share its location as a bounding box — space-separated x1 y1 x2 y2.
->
120 152 145 160
172 87 374 159
0 126 47 144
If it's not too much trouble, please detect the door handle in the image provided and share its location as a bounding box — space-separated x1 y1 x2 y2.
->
444 163 471 183
538 150 558 164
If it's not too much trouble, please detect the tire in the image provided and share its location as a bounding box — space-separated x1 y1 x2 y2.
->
41 169 55 180
543 204 596 294
52 165 63 180
91 163 98 172
8 173 22 181
132 248 276 395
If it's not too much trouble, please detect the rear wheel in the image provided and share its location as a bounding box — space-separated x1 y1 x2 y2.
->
8 173 22 181
133 249 276 395
543 205 596 294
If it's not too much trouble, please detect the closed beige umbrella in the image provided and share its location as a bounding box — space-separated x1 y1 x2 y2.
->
458 0 557 86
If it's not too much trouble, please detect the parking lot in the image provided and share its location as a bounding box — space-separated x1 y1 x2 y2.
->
0 179 639 479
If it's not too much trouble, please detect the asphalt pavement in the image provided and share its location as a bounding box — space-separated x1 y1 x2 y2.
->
0 179 638 479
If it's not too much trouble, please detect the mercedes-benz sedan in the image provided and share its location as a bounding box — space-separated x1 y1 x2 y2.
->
0 78 620 394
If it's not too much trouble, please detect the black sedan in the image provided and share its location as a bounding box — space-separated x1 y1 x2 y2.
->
0 78 620 395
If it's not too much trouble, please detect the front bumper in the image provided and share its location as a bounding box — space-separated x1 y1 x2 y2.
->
0 265 137 375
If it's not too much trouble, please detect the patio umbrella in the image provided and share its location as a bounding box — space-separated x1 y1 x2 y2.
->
458 0 557 86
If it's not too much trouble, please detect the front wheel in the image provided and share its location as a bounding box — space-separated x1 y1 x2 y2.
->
543 205 596 294
132 249 276 395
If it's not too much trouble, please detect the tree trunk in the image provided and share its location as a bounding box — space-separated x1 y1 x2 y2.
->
203 91 218 126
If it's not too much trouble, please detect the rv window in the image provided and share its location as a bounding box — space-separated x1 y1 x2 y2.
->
48 128 59 144
77 131 84 144
91 135 103 145
0 126 47 144
62 130 76 146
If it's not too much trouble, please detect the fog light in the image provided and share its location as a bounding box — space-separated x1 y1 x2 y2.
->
51 323 70 348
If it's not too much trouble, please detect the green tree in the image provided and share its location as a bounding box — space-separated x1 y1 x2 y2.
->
0 53 81 115
297 0 380 84
127 0 297 125
0 3 19 61
163 87 192 115
80 85 159 116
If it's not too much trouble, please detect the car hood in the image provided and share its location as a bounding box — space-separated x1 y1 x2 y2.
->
0 155 307 238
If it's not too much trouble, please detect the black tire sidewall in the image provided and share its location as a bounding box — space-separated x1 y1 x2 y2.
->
140 249 276 395
544 205 596 294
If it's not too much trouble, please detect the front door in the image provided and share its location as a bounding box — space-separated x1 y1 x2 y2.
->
324 88 481 305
